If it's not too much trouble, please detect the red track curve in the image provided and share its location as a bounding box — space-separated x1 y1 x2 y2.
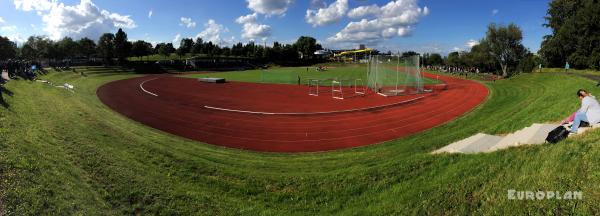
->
97 71 488 152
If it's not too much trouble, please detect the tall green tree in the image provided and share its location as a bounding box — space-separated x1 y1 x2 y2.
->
178 38 194 54
466 40 497 72
20 44 36 60
270 41 282 60
231 42 243 56
158 43 175 59
401 51 419 58
428 53 444 65
192 38 204 55
97 33 115 64
539 0 600 69
204 41 215 56
114 28 131 63
57 37 79 59
0 36 17 60
294 36 318 60
446 52 463 66
48 41 63 61
154 43 163 54
77 37 96 60
516 52 540 73
131 40 153 60
21 36 52 60
485 23 527 77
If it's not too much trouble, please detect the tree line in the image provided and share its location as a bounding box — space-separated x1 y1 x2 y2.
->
0 29 323 65
539 0 600 69
419 23 539 77
1 24 535 77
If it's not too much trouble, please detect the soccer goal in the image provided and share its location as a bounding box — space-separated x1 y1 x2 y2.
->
367 55 423 96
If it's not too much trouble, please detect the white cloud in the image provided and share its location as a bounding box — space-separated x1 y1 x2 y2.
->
466 39 479 48
172 33 181 47
235 13 258 24
310 0 326 9
305 0 348 27
148 10 153 19
1 25 17 32
492 9 499 16
102 10 136 28
241 22 271 40
419 43 443 54
0 17 5 24
180 17 196 28
451 47 463 52
138 33 159 46
347 4 379 19
196 19 230 45
236 13 271 40
7 33 26 45
14 0 136 41
246 0 295 16
14 0 54 12
363 43 444 55
328 0 428 45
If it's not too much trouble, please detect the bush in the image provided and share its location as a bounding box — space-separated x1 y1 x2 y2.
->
516 53 540 74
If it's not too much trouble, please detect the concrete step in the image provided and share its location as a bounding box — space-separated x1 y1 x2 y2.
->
433 133 503 154
434 122 600 154
433 123 600 154
523 124 559 143
487 124 559 152
484 125 533 152
569 123 600 136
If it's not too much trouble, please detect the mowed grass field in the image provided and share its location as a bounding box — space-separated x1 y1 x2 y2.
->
182 64 440 86
2 66 600 215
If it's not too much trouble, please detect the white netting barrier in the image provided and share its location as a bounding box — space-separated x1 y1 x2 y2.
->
367 55 423 96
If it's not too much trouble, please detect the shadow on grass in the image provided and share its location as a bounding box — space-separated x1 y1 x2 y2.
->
0 87 12 108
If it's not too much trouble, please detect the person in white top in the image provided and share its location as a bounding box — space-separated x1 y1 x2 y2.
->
570 89 600 134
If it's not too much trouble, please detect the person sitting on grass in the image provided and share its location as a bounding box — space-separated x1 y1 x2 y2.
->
561 89 593 124
566 89 600 134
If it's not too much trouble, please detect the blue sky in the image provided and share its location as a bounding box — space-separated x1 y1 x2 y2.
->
0 0 551 54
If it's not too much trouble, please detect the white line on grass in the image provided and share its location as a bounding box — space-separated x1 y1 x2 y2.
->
204 96 425 115
140 78 159 97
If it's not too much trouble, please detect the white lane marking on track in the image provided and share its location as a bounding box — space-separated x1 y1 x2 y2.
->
140 78 159 97
204 96 425 115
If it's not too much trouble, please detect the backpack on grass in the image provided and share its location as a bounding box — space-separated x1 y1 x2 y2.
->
546 126 569 144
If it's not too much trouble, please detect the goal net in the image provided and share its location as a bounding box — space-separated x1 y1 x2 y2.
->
367 55 423 96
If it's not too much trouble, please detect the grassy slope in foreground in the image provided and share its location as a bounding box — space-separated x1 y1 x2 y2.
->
181 65 440 85
1 67 600 215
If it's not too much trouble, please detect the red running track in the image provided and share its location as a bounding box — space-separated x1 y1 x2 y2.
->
97 72 488 152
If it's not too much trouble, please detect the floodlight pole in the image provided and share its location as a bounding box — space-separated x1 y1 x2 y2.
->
396 51 400 95
375 55 378 93
418 55 423 92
